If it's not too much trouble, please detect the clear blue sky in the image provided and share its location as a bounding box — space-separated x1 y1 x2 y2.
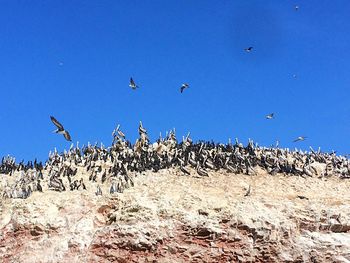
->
1 1 349 161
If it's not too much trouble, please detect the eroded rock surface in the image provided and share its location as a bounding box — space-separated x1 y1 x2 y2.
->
1 169 350 262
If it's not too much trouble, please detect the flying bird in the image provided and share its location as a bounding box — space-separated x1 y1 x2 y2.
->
295 5 299 11
293 136 307 142
244 47 253 52
180 83 189 93
265 113 274 119
50 116 72 141
129 77 138 90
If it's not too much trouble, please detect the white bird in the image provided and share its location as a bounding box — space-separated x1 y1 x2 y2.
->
295 5 299 11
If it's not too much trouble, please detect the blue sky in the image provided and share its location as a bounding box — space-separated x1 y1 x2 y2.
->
1 1 349 161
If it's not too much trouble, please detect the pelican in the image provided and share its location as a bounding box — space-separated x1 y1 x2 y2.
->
118 130 126 139
180 164 191 175
129 77 138 90
265 113 274 119
244 47 253 52
95 185 102 196
139 121 147 134
180 83 189 93
50 116 72 141
293 136 307 142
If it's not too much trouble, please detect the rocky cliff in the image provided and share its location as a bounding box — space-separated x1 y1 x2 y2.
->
1 167 350 263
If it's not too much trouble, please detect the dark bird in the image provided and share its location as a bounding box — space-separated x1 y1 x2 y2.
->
265 113 274 120
244 47 253 52
129 77 138 90
180 83 189 93
180 164 191 175
244 185 251 197
297 195 308 200
37 180 43 192
293 136 307 142
50 116 72 141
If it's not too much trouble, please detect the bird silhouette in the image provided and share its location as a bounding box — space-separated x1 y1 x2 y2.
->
293 136 307 142
50 116 72 141
265 113 274 119
180 83 189 93
129 77 139 90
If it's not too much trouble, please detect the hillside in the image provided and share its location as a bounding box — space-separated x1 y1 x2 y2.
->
1 128 350 262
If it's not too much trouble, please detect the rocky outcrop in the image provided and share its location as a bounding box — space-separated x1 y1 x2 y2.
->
1 169 350 262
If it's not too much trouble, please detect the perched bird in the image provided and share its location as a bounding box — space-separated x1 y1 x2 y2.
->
37 180 43 192
95 185 102 196
297 195 308 200
139 121 147 134
50 116 72 141
117 130 126 139
180 83 189 93
244 47 253 52
244 185 251 197
180 164 191 176
293 136 307 142
110 181 117 194
129 77 138 90
265 113 274 119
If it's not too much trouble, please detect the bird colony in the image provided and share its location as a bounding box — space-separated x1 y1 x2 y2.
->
1 121 349 200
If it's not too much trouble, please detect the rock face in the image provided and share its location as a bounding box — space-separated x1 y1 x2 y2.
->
1 169 350 263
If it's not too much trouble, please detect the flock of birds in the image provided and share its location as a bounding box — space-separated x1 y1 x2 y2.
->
2 4 348 201
1 120 349 199
49 4 304 145
49 76 306 144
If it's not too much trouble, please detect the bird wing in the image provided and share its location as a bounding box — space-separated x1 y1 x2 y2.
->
180 86 184 93
293 138 300 142
63 131 72 141
50 116 64 130
130 78 135 86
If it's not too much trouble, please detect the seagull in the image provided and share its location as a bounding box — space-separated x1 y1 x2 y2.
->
180 83 189 93
129 77 138 90
50 116 72 141
244 47 253 52
295 5 299 11
293 136 307 142
265 113 274 119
